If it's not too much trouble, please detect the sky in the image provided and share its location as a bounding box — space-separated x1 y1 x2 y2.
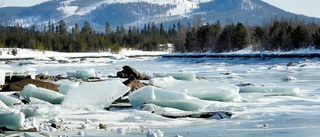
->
1 0 320 18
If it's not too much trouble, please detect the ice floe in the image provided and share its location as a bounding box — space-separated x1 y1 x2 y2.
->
62 80 130 109
66 68 96 78
0 93 21 106
129 86 210 111
153 72 196 81
0 111 25 130
150 77 243 102
21 84 65 104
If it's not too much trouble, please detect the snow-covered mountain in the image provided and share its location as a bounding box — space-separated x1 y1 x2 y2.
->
0 0 319 32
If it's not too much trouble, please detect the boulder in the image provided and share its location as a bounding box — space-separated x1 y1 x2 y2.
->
287 62 298 67
117 66 151 80
3 79 59 92
123 77 149 94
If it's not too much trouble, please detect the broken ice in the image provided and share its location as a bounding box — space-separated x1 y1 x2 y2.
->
153 72 196 81
21 84 65 104
62 80 130 109
150 77 243 102
239 86 300 96
0 111 25 130
66 68 96 78
0 93 22 106
129 86 210 111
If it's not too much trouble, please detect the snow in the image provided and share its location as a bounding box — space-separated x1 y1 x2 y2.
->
62 80 130 109
1 48 320 136
21 84 65 104
0 111 25 130
57 0 198 22
129 86 210 111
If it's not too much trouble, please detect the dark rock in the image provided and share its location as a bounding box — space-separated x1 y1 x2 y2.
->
51 123 61 129
117 66 151 80
196 76 207 80
287 62 298 67
0 127 13 133
2 78 59 92
123 77 149 94
237 83 255 87
99 123 107 129
35 74 55 81
58 60 69 64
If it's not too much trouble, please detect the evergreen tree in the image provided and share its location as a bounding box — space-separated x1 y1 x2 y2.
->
312 28 320 48
58 20 68 35
105 22 111 36
291 25 310 49
81 20 92 34
232 22 248 50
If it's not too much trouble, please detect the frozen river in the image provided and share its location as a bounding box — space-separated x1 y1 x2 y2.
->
1 56 320 137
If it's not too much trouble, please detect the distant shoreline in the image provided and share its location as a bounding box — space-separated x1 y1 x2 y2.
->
161 53 320 59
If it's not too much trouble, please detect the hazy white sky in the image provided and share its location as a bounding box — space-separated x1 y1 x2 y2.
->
1 0 320 18
262 0 320 18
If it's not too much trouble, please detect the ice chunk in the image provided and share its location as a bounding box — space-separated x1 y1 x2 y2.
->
0 100 8 109
240 86 300 96
20 105 60 118
10 67 37 79
58 80 79 95
150 78 243 102
21 84 65 104
281 76 297 82
62 80 130 109
0 111 25 130
66 68 96 78
129 86 210 111
146 129 164 137
153 72 196 81
0 69 6 85
0 93 22 106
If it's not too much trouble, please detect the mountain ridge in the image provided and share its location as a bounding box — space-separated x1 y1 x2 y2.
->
0 0 319 32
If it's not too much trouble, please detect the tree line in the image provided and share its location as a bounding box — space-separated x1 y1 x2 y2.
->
1 18 320 53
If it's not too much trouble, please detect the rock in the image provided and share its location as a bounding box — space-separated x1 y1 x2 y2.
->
123 77 149 94
35 74 55 81
36 74 67 81
99 123 107 129
117 66 151 80
2 79 59 92
51 123 61 129
287 62 298 67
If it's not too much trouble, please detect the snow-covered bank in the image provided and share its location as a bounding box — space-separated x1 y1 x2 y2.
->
162 48 320 59
0 48 167 60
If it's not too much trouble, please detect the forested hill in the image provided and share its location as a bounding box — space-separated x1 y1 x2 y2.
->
0 0 320 32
